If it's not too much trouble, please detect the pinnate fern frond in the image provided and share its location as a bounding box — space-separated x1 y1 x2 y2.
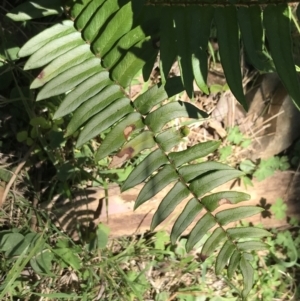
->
17 0 300 297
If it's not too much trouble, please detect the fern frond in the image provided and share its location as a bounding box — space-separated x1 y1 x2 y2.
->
18 0 300 296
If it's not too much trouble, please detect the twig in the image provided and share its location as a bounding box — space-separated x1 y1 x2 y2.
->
0 145 34 207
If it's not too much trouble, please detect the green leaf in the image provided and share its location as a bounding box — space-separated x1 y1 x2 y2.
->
227 227 271 241
216 206 264 226
52 248 81 271
237 241 269 251
151 181 190 231
238 6 274 73
253 157 282 181
66 84 123 136
134 77 184 114
75 0 106 31
200 227 226 260
270 197 287 220
92 1 138 57
215 240 235 275
70 0 92 19
31 44 93 89
227 126 245 145
122 148 168 191
171 198 203 244
179 161 235 183
111 131 156 164
156 128 187 152
18 20 75 58
54 71 111 119
159 7 177 82
239 159 256 174
169 141 220 167
135 165 178 210
201 191 250 212
219 145 233 162
30 249 54 275
96 223 110 249
16 131 28 142
37 57 102 100
0 232 24 256
104 22 158 68
189 169 244 198
173 7 194 98
186 213 216 252
85 0 120 45
214 6 247 110
24 32 83 70
6 0 62 21
240 256 254 298
240 255 254 299
76 97 133 146
264 4 300 109
227 250 241 279
110 37 158 87
145 101 208 133
95 112 144 161
189 6 214 95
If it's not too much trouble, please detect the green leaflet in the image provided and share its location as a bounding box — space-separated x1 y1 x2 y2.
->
169 141 220 167
76 97 133 146
75 0 106 31
201 191 250 212
201 228 226 260
84 0 120 43
240 256 254 299
227 227 271 240
263 4 300 109
66 85 124 136
36 58 102 100
227 250 241 279
122 149 168 191
145 101 208 133
179 161 235 183
24 32 83 70
214 6 247 110
156 128 187 152
6 0 62 21
95 113 144 162
173 7 194 97
110 37 158 87
92 1 138 57
18 20 75 57
216 206 264 226
237 241 269 252
112 131 156 164
186 213 216 252
215 240 235 275
159 7 177 82
103 26 149 68
104 20 159 69
134 77 184 114
135 165 178 210
238 6 275 73
189 169 244 198
151 181 190 231
70 0 92 19
31 44 93 89
170 198 203 244
189 6 213 95
54 71 111 119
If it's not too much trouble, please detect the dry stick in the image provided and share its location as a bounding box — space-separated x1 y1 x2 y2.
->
0 145 34 208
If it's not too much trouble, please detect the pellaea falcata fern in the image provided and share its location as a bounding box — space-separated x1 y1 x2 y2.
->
15 0 300 298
